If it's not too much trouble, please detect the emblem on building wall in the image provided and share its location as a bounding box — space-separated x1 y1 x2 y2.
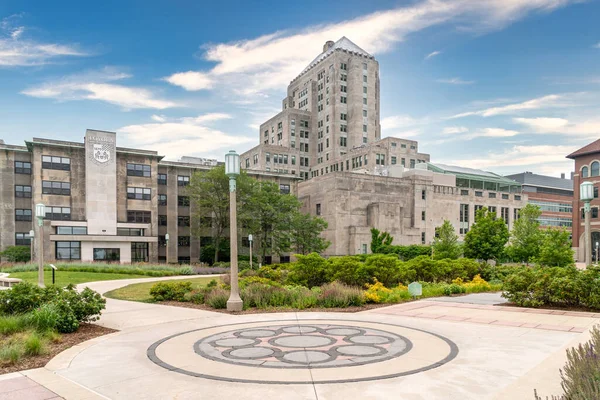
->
87 136 115 166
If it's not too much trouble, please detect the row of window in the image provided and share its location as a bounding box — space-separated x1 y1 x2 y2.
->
54 242 149 262
581 162 600 178
460 190 522 201
460 204 520 234
529 200 573 213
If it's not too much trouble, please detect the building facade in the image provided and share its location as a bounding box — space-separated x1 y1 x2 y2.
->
0 130 299 264
505 172 573 231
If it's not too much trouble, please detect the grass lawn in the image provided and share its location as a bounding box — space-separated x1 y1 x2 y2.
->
105 276 216 303
8 271 150 287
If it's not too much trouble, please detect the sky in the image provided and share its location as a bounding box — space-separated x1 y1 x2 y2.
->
0 0 599 177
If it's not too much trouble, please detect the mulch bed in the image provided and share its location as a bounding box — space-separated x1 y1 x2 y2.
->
496 302 600 313
0 324 117 375
159 300 390 314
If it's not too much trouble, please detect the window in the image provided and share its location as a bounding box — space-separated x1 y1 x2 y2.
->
459 204 469 234
515 195 522 201
421 232 426 244
93 248 120 262
363 98 367 105
529 200 573 213
280 184 290 194
340 63 347 70
411 145 416 150
158 194 167 206
391 156 397 165
127 187 151 200
178 216 190 226
42 181 71 195
45 207 71 221
363 110 367 117
421 211 426 221
127 163 151 177
489 192 496 199
592 162 600 177
15 209 32 221
117 228 143 236
42 156 70 171
266 153 271 162
538 216 572 227
178 236 190 247
158 173 167 185
502 194 509 200
363 125 367 133
177 176 190 186
595 187 599 199
178 257 191 264
514 208 520 221
15 185 32 198
178 196 190 207
401 158 406 167
363 62 367 70
131 243 149 262
475 191 483 197
341 96 347 104
158 215 167 226
410 159 416 169
421 190 426 200
291 156 296 165
340 137 347 147
316 203 321 216
501 207 510 225
15 232 31 246
340 85 347 92
56 241 80 260
594 208 599 219
57 226 87 235
461 189 469 196
14 161 31 174
340 73 347 82
340 113 347 120
582 166 589 178
127 210 151 223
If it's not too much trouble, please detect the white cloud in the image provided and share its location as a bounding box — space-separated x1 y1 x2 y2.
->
437 77 474 85
381 115 417 130
21 67 178 110
451 94 566 118
593 42 600 49
514 116 600 137
164 0 577 97
439 126 519 141
425 50 442 60
0 14 87 66
151 115 166 122
442 126 469 134
119 114 253 159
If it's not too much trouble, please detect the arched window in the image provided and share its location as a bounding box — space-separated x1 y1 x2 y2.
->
582 166 589 178
592 162 599 177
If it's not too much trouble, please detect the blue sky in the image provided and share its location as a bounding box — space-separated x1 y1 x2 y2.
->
1 0 599 176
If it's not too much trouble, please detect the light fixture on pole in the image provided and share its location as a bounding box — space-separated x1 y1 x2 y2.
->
29 229 34 265
225 150 242 311
35 203 45 287
580 182 594 266
165 233 170 264
248 234 253 269
596 241 599 265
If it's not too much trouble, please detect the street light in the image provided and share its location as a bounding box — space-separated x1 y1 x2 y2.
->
165 233 170 264
248 234 253 269
596 241 599 265
225 150 242 311
35 203 45 287
580 182 594 266
29 229 34 266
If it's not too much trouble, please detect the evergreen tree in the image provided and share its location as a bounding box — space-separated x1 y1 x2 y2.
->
370 228 393 253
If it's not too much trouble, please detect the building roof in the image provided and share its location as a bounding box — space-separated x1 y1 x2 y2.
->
566 138 600 159
505 172 573 191
425 162 520 186
295 37 374 80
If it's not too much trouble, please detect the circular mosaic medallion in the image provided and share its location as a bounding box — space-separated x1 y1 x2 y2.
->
147 319 458 384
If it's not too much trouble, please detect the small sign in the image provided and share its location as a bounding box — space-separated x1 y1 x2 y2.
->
408 282 422 297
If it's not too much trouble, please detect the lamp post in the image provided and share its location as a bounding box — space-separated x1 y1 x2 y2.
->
596 241 599 265
29 229 34 265
35 204 45 287
225 150 243 311
580 182 594 266
165 233 170 264
248 234 253 269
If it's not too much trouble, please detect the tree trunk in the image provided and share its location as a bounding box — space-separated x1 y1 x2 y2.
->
214 236 220 263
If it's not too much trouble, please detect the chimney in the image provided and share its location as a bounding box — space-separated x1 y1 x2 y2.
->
571 172 575 180
561 173 565 179
323 40 335 52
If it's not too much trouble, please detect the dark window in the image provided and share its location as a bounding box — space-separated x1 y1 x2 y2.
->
127 187 151 200
514 208 520 221
158 194 167 206
45 207 71 221
501 207 510 225
592 162 600 177
158 235 167 247
14 161 31 174
421 232 426 244
582 208 585 220
421 190 426 200
15 232 31 246
582 166 589 178
280 255 290 263
127 163 151 177
127 210 151 223
595 187 598 199
158 174 167 185
178 236 190 247
488 192 496 199
316 203 321 216
461 190 468 196
93 248 120 262
280 184 290 194
15 185 32 198
42 181 71 195
502 194 509 200
178 176 190 186
131 243 149 262
158 215 167 226
515 195 522 201
15 209 32 221
56 241 80 260
56 226 87 235
421 211 426 221
117 228 143 236
178 257 191 264
594 208 599 219
178 196 190 207
42 155 70 171
475 191 483 197
178 216 190 226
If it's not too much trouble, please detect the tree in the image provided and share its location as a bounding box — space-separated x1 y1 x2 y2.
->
505 204 542 264
432 220 461 260
370 228 393 254
290 212 330 255
463 207 509 261
187 165 254 263
0 246 30 262
535 228 574 267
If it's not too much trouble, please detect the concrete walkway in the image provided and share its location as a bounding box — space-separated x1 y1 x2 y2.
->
2 278 597 400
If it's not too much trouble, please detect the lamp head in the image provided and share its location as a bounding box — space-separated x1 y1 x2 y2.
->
224 150 240 177
581 181 595 202
35 203 45 219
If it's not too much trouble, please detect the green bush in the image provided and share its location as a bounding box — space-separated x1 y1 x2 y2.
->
317 282 365 308
287 253 328 288
359 255 401 287
379 244 432 260
442 284 466 296
0 343 24 365
183 290 205 304
0 246 31 262
327 256 366 287
149 281 193 302
53 301 79 333
205 288 229 309
29 303 59 332
0 314 30 335
23 332 46 356
0 282 44 314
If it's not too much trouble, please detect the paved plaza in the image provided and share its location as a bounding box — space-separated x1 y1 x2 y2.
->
1 276 598 400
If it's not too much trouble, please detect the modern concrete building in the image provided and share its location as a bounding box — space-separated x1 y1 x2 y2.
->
505 172 573 231
298 163 527 256
0 130 299 264
241 37 430 179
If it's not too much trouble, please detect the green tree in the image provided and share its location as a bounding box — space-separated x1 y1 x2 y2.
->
0 246 30 262
370 228 393 254
432 220 462 260
187 165 254 263
290 212 330 255
505 204 542 264
463 207 509 261
535 228 574 267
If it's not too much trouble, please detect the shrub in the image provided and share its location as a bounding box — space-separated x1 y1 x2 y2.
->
183 290 204 304
379 244 432 261
0 314 30 335
287 253 328 288
0 245 31 262
149 281 193 302
205 288 229 309
317 282 365 308
364 280 392 303
239 276 281 289
256 265 287 283
53 301 79 333
327 256 366 287
0 343 24 365
443 283 466 296
461 275 492 293
0 282 44 315
29 303 59 332
23 332 46 356
359 255 401 287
